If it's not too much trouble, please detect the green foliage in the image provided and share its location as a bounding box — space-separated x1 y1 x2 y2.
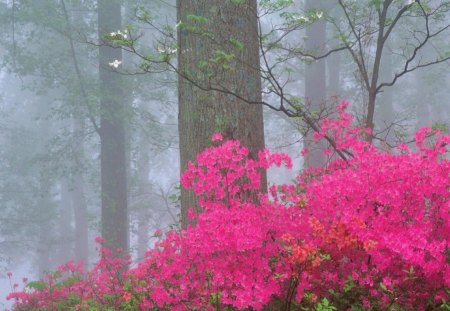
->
281 9 324 27
209 50 235 63
289 96 304 111
229 37 244 50
432 122 449 133
259 0 294 11
178 15 213 39
441 300 450 310
315 298 337 311
209 291 223 305
344 276 356 293
25 281 46 291
194 50 236 72
228 0 244 4
368 0 383 10
135 7 152 22
187 14 209 24
214 115 233 133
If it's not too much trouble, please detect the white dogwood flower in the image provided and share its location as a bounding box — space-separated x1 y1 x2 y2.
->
108 60 122 68
110 30 128 39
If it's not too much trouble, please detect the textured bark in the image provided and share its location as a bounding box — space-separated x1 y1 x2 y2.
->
98 0 128 254
177 0 265 228
304 0 328 167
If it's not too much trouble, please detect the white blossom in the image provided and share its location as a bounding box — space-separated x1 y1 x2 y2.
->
108 60 122 68
110 30 128 39
157 46 177 54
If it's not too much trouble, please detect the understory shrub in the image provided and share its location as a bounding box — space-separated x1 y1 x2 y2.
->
7 101 450 310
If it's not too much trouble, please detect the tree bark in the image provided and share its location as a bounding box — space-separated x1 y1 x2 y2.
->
177 0 266 228
98 0 128 254
304 0 328 167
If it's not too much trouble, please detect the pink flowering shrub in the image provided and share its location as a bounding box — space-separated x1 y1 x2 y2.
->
7 101 450 310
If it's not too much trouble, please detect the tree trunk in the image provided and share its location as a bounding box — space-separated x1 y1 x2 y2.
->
177 0 266 228
98 0 128 254
304 0 327 167
57 178 73 265
136 126 152 260
327 7 342 101
376 49 395 146
71 119 89 265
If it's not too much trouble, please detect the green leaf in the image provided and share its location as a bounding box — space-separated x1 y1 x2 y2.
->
187 14 209 24
368 0 383 10
344 276 355 293
229 37 243 50
26 280 46 291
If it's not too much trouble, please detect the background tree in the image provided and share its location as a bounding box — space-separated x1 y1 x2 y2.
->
332 0 450 141
1 1 450 306
303 0 328 167
98 0 129 254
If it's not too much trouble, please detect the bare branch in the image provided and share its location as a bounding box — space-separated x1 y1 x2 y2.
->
377 2 450 92
337 0 371 91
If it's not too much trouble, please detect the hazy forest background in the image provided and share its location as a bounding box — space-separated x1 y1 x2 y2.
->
0 0 449 307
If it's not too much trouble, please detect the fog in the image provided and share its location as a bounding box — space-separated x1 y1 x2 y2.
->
0 0 449 308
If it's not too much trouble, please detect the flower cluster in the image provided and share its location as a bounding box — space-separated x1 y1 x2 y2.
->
7 101 450 310
109 30 128 39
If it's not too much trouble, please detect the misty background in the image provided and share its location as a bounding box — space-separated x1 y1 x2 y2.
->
0 0 449 308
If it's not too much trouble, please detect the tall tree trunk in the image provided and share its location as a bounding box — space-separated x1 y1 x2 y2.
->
37 187 53 277
72 118 89 265
136 126 152 260
327 51 341 100
327 7 342 101
177 0 265 228
61 0 91 265
98 0 128 254
36 111 53 276
57 178 73 265
304 0 327 167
